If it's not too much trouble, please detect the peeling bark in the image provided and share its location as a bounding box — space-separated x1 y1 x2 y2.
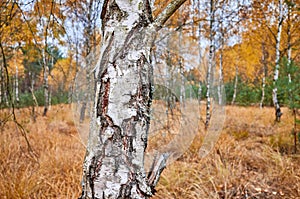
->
80 1 187 198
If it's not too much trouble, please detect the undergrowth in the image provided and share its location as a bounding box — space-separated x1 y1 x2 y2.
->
0 104 299 198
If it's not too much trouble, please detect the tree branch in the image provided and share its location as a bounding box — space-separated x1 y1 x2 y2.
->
153 0 187 29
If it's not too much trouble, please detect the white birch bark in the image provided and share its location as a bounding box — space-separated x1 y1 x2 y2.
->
2 67 9 107
287 0 293 66
218 52 223 105
80 1 187 198
14 52 19 103
231 66 238 105
178 10 185 108
205 0 215 128
179 58 185 107
30 73 38 122
42 47 49 116
272 0 284 121
218 5 224 106
260 42 266 109
197 0 202 105
260 76 266 109
198 82 202 104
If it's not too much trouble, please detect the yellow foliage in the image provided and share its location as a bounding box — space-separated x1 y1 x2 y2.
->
50 54 77 91
7 48 25 77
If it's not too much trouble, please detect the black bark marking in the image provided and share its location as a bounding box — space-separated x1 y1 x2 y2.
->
96 69 110 118
143 0 154 23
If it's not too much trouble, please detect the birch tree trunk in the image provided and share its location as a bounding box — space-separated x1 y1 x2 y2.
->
42 47 49 116
231 66 238 105
205 0 215 128
30 73 38 122
217 3 224 106
80 1 187 198
260 42 267 109
218 52 223 106
79 0 96 123
196 0 203 105
15 53 19 103
179 59 185 107
272 0 284 122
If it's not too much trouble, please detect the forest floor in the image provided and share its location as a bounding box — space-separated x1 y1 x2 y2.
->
0 102 299 199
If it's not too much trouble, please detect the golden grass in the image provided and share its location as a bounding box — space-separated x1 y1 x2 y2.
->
0 105 85 198
0 104 299 198
154 105 300 199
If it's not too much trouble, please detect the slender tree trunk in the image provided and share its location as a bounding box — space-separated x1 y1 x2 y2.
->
218 45 223 106
272 0 284 122
79 71 89 123
178 8 185 108
260 42 267 109
198 82 202 104
1 61 8 106
30 74 38 122
3 75 8 106
287 2 292 99
179 59 185 107
287 0 292 66
218 4 225 106
80 1 187 198
205 0 214 128
42 48 49 116
260 76 266 108
196 0 203 105
231 66 238 105
15 53 19 103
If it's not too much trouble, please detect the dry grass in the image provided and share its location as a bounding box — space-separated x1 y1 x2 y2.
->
154 105 300 199
0 105 85 198
1 103 300 198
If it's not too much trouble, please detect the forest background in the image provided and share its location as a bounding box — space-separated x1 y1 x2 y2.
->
1 0 300 198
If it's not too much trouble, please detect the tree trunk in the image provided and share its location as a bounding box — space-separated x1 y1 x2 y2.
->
260 42 267 109
42 48 49 116
217 3 225 106
30 74 38 123
287 2 292 100
231 66 238 105
260 76 266 109
80 0 187 198
15 53 19 103
179 59 185 108
205 0 215 128
272 0 284 122
198 82 202 104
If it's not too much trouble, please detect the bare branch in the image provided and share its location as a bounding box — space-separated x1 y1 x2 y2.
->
153 0 187 29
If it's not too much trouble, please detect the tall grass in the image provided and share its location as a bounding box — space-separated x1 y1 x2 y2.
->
0 104 299 198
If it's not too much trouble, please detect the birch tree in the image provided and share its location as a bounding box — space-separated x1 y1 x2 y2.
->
272 0 284 122
260 41 267 108
79 1 188 198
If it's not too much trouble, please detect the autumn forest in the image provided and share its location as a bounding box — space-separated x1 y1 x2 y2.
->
1 0 300 198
